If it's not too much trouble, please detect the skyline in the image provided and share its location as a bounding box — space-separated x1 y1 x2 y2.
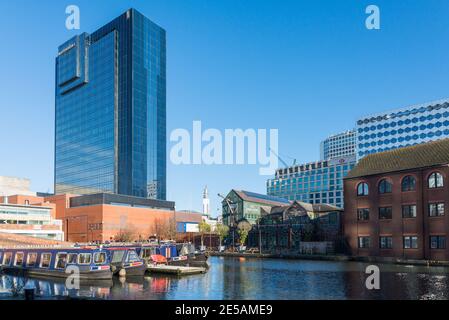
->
2 1 449 214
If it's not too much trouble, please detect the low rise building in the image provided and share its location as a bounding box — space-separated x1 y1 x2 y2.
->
221 190 291 226
344 138 449 261
0 201 63 241
248 201 343 253
174 210 203 233
45 193 176 243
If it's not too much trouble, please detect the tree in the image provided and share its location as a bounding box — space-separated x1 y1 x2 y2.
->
198 221 211 248
238 229 249 246
113 225 137 242
237 220 252 247
151 217 177 241
161 217 177 240
215 223 229 247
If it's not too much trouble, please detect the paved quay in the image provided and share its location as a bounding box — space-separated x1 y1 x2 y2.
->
209 251 449 267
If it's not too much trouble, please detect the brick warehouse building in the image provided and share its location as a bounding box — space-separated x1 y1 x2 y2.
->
1 193 176 243
344 138 449 261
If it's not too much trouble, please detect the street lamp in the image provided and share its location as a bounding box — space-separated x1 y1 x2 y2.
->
218 193 237 252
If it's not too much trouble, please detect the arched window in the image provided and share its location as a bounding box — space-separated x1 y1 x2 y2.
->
401 176 416 192
357 182 369 196
428 172 444 188
378 179 392 194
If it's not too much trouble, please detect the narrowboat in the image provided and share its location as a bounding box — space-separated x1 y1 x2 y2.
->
134 243 209 268
173 243 209 268
105 247 146 276
0 247 112 280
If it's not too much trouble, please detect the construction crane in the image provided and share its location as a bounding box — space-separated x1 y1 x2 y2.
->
269 148 297 168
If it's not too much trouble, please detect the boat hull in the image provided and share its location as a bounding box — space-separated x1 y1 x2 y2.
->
168 253 209 269
111 263 146 277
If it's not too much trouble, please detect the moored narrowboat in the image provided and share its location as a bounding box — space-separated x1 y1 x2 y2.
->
105 247 146 276
135 243 209 268
0 247 112 280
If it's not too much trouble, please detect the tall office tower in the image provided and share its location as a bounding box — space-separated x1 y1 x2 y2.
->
55 9 166 199
356 98 449 160
320 130 356 160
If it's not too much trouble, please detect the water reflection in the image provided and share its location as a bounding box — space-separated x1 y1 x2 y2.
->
1 257 449 300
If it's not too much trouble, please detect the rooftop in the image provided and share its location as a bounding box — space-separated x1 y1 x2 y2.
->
69 193 175 210
0 232 72 248
270 201 342 215
357 98 449 124
233 190 291 206
346 138 449 179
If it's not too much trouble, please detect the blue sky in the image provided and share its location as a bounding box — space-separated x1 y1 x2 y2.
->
1 0 449 215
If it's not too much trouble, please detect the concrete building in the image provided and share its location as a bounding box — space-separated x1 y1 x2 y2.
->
200 186 218 230
320 130 356 161
55 9 167 199
344 138 449 261
0 176 35 197
221 190 291 226
356 98 449 160
0 195 63 241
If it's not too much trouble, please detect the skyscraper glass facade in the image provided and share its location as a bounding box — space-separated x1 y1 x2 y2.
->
320 130 356 160
356 98 449 159
55 9 166 199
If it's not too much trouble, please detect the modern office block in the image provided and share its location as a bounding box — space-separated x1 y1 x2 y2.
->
320 130 356 161
55 9 166 199
267 156 356 208
356 98 449 159
267 129 357 208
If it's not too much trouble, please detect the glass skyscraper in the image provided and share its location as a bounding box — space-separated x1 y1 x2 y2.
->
55 9 166 199
356 98 449 160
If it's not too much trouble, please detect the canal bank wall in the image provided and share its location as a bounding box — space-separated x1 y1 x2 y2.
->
209 252 449 267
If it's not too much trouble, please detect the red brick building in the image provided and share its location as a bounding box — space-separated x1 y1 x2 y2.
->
344 138 449 261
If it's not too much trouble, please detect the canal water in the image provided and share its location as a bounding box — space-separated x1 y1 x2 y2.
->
1 256 449 299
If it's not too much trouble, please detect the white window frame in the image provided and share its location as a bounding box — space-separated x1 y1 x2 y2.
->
54 252 68 269
93 252 106 265
77 253 92 265
67 253 78 264
2 252 12 266
14 252 24 266
39 253 52 268
26 252 38 267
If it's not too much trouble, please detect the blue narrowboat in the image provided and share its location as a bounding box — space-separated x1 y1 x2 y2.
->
105 247 146 276
0 247 112 280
